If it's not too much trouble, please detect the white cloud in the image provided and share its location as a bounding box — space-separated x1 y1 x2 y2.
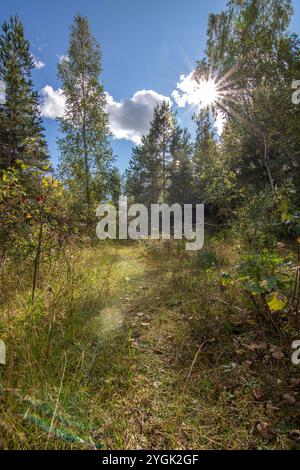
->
58 54 69 64
38 86 170 142
38 77 225 137
32 55 45 69
106 90 171 144
172 70 225 134
40 85 65 119
172 71 200 108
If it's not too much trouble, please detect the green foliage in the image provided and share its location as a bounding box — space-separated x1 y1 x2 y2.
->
192 109 240 217
0 167 32 259
1 3 300 450
126 101 177 205
106 167 121 206
168 126 193 205
0 15 48 175
57 15 114 223
237 249 291 296
232 190 279 251
201 0 300 197
0 166 72 283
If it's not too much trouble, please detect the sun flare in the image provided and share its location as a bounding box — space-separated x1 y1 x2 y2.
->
196 78 219 107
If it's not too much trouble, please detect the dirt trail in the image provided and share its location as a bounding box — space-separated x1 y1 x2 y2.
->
81 244 269 450
90 245 198 449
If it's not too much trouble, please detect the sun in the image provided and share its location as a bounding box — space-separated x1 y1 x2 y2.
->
196 78 220 107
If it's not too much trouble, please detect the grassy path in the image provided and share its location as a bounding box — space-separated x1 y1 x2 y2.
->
67 242 208 449
85 244 232 449
88 243 298 450
1 242 298 449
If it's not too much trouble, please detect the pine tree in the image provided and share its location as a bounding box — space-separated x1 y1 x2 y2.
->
0 15 48 176
148 101 174 203
193 109 217 201
126 101 175 206
58 15 114 222
125 142 150 205
168 126 193 205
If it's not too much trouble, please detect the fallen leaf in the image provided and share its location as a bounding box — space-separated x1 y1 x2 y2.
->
289 430 300 442
253 387 264 400
254 342 268 350
234 348 245 355
269 344 284 360
290 378 300 386
266 400 279 411
272 350 284 359
241 342 256 351
243 360 253 368
241 341 267 351
257 422 271 439
283 393 296 405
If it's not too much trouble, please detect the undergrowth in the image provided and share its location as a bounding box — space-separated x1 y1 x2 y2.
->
0 237 300 449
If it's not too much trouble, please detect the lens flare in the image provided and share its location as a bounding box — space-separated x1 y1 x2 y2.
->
196 78 220 107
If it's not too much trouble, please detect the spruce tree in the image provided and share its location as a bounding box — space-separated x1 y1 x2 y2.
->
126 142 150 205
126 101 175 206
148 101 174 203
168 126 193 205
193 109 217 199
0 15 48 175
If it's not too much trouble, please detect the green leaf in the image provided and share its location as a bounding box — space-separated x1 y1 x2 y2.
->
244 279 265 294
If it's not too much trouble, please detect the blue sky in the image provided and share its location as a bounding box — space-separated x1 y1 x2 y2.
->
1 0 300 172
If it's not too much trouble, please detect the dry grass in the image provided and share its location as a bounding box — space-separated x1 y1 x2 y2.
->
0 238 299 449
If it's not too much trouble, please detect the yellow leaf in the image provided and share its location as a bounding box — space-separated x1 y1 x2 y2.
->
267 292 287 312
41 177 50 188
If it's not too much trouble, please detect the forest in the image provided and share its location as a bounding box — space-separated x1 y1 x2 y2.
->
1 0 300 451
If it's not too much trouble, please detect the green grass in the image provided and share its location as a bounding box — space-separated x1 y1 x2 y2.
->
0 239 299 449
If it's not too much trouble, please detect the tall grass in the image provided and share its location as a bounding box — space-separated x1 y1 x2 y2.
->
0 242 143 449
